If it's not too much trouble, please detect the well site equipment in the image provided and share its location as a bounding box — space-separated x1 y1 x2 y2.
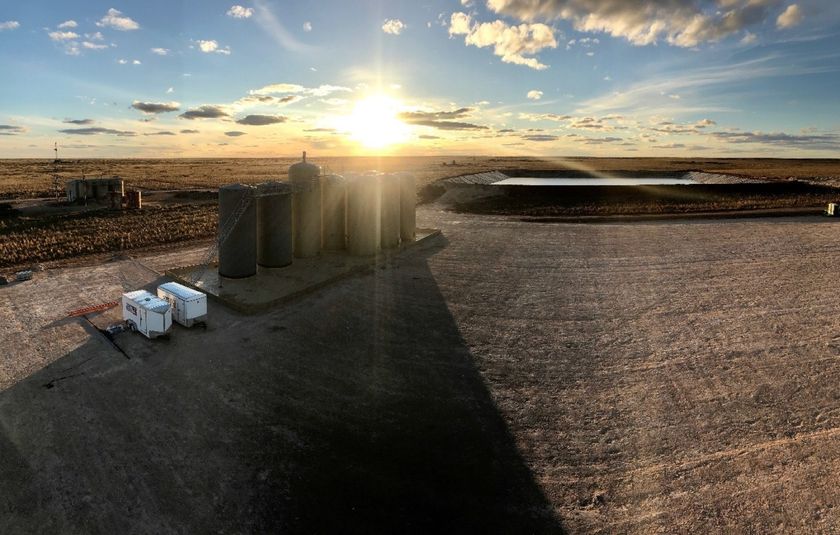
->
122 290 172 339
380 175 401 249
157 282 207 327
218 183 257 278
399 174 416 242
322 174 347 251
66 177 124 204
290 152 322 258
346 173 382 256
257 181 294 267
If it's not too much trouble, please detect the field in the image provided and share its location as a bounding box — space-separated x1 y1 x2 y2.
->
4 156 840 199
2 156 840 270
3 205 840 532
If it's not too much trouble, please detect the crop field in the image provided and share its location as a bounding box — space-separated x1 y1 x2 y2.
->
3 157 840 199
2 157 840 271
0 204 215 268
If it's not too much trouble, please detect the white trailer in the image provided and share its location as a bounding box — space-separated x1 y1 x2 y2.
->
156 282 207 327
122 290 172 339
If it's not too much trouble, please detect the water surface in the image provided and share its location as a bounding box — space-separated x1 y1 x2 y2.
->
495 177 697 186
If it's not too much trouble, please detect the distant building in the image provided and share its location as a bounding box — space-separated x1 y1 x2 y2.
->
66 177 124 204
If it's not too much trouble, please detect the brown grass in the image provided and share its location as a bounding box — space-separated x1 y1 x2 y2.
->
0 204 216 268
3 156 840 199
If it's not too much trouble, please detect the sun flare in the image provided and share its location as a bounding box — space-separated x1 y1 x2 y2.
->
338 95 411 149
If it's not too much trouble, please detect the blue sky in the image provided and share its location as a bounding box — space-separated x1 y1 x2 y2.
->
1 0 839 157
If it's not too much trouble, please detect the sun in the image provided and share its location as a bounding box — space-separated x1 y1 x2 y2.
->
339 95 411 149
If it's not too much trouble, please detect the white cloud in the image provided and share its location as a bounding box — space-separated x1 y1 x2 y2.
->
382 19 406 35
57 20 77 29
48 31 78 41
82 41 109 50
527 90 543 100
487 0 780 48
117 58 128 64
0 21 20 31
303 21 312 32
151 47 169 56
196 39 231 55
132 59 141 65
85 32 104 41
166 87 174 94
227 5 254 19
740 31 757 44
777 4 803 29
449 12 557 70
96 8 140 31
250 83 306 95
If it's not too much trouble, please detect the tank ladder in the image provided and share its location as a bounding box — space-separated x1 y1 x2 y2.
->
189 188 255 284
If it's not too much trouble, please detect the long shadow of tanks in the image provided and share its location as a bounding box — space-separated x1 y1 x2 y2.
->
0 236 563 534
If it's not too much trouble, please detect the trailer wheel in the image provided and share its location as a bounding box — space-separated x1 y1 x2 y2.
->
127 321 137 332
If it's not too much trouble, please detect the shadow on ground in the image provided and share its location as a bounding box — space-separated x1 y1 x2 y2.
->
0 236 563 534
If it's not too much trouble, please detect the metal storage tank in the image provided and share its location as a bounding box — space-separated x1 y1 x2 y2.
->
289 152 321 258
218 183 257 278
380 174 401 249
346 173 381 256
399 174 416 242
256 181 293 267
321 174 347 251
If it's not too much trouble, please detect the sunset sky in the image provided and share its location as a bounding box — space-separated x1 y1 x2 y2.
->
1 0 839 158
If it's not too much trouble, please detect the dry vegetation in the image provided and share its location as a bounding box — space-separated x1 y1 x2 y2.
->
0 204 215 268
3 157 840 199
2 157 840 270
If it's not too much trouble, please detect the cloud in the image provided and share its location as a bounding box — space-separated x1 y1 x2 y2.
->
85 31 104 41
179 105 230 119
579 136 624 144
251 83 305 95
58 127 136 136
224 131 247 137
382 19 406 35
117 59 128 64
777 4 803 28
486 0 780 48
143 131 176 136
522 134 558 141
180 129 200 134
48 31 78 41
0 125 25 135
519 113 573 122
57 20 77 29
63 118 94 125
449 12 557 70
303 21 312 32
96 8 140 31
151 47 169 55
399 108 487 130
251 0 311 53
711 130 840 149
235 114 287 125
0 21 20 31
227 5 254 18
527 90 543 100
132 59 141 65
235 94 304 108
196 40 231 55
166 87 174 94
132 101 181 114
419 134 441 139
82 41 109 50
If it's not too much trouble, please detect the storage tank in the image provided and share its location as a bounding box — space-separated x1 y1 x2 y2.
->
321 174 347 251
289 152 321 258
346 173 381 256
380 174 401 249
218 183 256 278
399 174 416 243
256 181 293 267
